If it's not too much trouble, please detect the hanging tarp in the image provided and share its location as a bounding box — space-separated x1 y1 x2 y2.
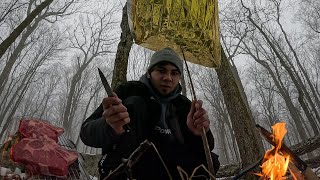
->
127 0 221 68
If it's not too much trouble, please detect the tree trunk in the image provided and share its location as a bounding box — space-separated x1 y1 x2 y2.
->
63 56 95 137
76 85 101 146
216 49 263 179
222 110 240 162
39 78 59 119
218 121 230 163
111 3 133 89
63 69 81 135
290 135 320 156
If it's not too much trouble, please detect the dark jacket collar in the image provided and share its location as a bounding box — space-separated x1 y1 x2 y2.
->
139 73 181 103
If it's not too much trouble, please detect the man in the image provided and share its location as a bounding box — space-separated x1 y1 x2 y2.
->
80 47 220 179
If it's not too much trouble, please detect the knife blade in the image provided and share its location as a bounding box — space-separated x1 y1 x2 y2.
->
98 68 113 97
97 68 130 132
255 124 307 172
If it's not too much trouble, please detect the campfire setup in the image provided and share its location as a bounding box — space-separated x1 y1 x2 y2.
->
2 119 317 180
234 122 319 180
100 121 319 180
256 123 303 179
0 0 319 179
0 119 90 179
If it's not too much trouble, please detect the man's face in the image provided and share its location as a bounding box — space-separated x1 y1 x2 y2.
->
149 63 181 96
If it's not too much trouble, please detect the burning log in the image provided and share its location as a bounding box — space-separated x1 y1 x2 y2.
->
290 135 320 156
231 123 320 180
256 124 307 172
288 161 304 180
215 163 242 177
221 159 320 179
255 123 319 180
216 135 320 178
212 136 320 178
305 155 320 169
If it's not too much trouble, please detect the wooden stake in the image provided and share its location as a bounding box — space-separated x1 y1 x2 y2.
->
180 46 216 179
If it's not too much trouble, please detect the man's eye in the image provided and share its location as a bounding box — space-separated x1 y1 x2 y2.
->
172 72 179 76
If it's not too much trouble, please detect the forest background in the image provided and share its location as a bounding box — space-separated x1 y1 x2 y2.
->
0 0 319 178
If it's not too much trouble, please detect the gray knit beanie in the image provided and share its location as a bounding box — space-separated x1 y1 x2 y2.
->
148 47 183 74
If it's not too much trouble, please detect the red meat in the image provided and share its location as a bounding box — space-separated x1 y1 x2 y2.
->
11 138 78 178
18 119 64 142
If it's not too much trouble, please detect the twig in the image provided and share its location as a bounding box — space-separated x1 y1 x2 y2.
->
177 166 188 180
177 164 216 180
103 139 173 180
104 140 152 180
150 142 173 180
190 164 216 179
180 46 216 180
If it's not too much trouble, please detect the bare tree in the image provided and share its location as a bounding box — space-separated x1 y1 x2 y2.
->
0 23 64 138
0 0 76 96
75 74 103 146
0 0 27 27
241 36 310 140
240 0 320 137
0 0 54 58
62 5 119 137
19 67 61 120
297 0 320 34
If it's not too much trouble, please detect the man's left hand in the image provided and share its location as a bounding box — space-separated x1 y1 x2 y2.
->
187 100 210 136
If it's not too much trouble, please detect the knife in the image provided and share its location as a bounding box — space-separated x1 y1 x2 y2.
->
98 68 130 132
98 68 114 97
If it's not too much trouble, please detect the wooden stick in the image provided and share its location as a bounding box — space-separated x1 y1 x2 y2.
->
180 46 216 179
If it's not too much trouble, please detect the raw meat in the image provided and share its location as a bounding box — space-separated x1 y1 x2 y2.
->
18 119 64 142
11 138 78 178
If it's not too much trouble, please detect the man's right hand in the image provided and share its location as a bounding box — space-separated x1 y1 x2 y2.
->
102 93 130 135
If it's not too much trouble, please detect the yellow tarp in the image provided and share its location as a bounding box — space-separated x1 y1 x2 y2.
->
127 0 221 68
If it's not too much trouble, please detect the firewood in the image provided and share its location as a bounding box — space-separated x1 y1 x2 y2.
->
288 161 304 180
290 135 320 156
216 135 320 178
305 155 320 168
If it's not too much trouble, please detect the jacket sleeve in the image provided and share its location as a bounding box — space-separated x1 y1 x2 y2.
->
79 82 131 149
80 103 120 148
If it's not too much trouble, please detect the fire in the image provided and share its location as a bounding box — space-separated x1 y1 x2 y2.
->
257 122 294 180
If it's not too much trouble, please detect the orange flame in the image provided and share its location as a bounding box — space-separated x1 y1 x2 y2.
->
257 122 294 180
